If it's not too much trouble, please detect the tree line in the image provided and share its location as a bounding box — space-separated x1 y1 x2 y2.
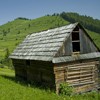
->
48 12 100 33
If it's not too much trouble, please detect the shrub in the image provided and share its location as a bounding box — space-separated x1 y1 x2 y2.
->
59 82 73 96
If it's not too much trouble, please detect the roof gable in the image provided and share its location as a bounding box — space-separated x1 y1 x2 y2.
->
9 22 100 62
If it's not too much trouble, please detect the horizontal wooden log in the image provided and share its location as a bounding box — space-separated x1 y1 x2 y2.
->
67 73 94 79
67 69 97 76
55 78 64 84
54 67 64 72
28 67 53 74
67 76 93 83
74 84 96 93
67 79 95 86
69 66 95 69
68 80 97 86
55 73 64 77
68 67 94 71
71 81 95 86
68 67 96 71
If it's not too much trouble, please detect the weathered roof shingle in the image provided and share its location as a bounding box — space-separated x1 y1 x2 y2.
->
9 22 100 63
10 23 77 60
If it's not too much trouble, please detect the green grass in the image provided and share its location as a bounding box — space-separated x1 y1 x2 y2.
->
87 30 100 48
0 68 64 100
0 68 99 100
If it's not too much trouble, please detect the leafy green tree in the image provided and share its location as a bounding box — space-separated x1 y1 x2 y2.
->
5 48 9 59
2 29 7 36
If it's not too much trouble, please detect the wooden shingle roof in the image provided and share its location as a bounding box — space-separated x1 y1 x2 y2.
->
9 22 100 63
10 23 77 61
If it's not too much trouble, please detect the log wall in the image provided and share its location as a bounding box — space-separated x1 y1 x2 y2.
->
98 60 100 89
12 59 55 89
12 59 27 80
54 60 99 93
12 59 100 93
27 60 55 88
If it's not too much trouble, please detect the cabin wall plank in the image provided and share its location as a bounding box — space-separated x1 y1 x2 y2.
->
54 60 99 93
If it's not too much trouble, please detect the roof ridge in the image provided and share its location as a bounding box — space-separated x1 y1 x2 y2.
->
29 22 77 36
9 22 78 61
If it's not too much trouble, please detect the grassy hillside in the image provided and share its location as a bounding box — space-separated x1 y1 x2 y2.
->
0 68 99 100
87 30 100 48
0 15 100 66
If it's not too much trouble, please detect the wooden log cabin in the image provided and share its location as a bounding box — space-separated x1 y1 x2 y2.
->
9 22 100 93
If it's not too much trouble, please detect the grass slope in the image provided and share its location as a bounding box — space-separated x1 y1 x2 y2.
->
0 68 99 100
87 30 100 48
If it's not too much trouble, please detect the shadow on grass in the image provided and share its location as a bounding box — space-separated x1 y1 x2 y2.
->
0 75 27 85
0 75 53 92
0 75 15 81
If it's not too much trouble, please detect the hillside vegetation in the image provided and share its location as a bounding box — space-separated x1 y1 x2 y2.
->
60 12 100 33
0 12 100 67
0 68 99 100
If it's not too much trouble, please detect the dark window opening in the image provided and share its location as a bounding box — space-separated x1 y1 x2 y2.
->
26 60 30 66
72 42 80 52
72 26 80 53
72 32 80 41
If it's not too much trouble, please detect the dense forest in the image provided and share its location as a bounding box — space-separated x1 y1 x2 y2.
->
49 12 100 33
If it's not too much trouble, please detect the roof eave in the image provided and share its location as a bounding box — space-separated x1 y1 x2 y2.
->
52 52 100 64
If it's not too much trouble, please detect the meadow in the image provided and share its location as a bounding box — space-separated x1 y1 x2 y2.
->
0 67 99 100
